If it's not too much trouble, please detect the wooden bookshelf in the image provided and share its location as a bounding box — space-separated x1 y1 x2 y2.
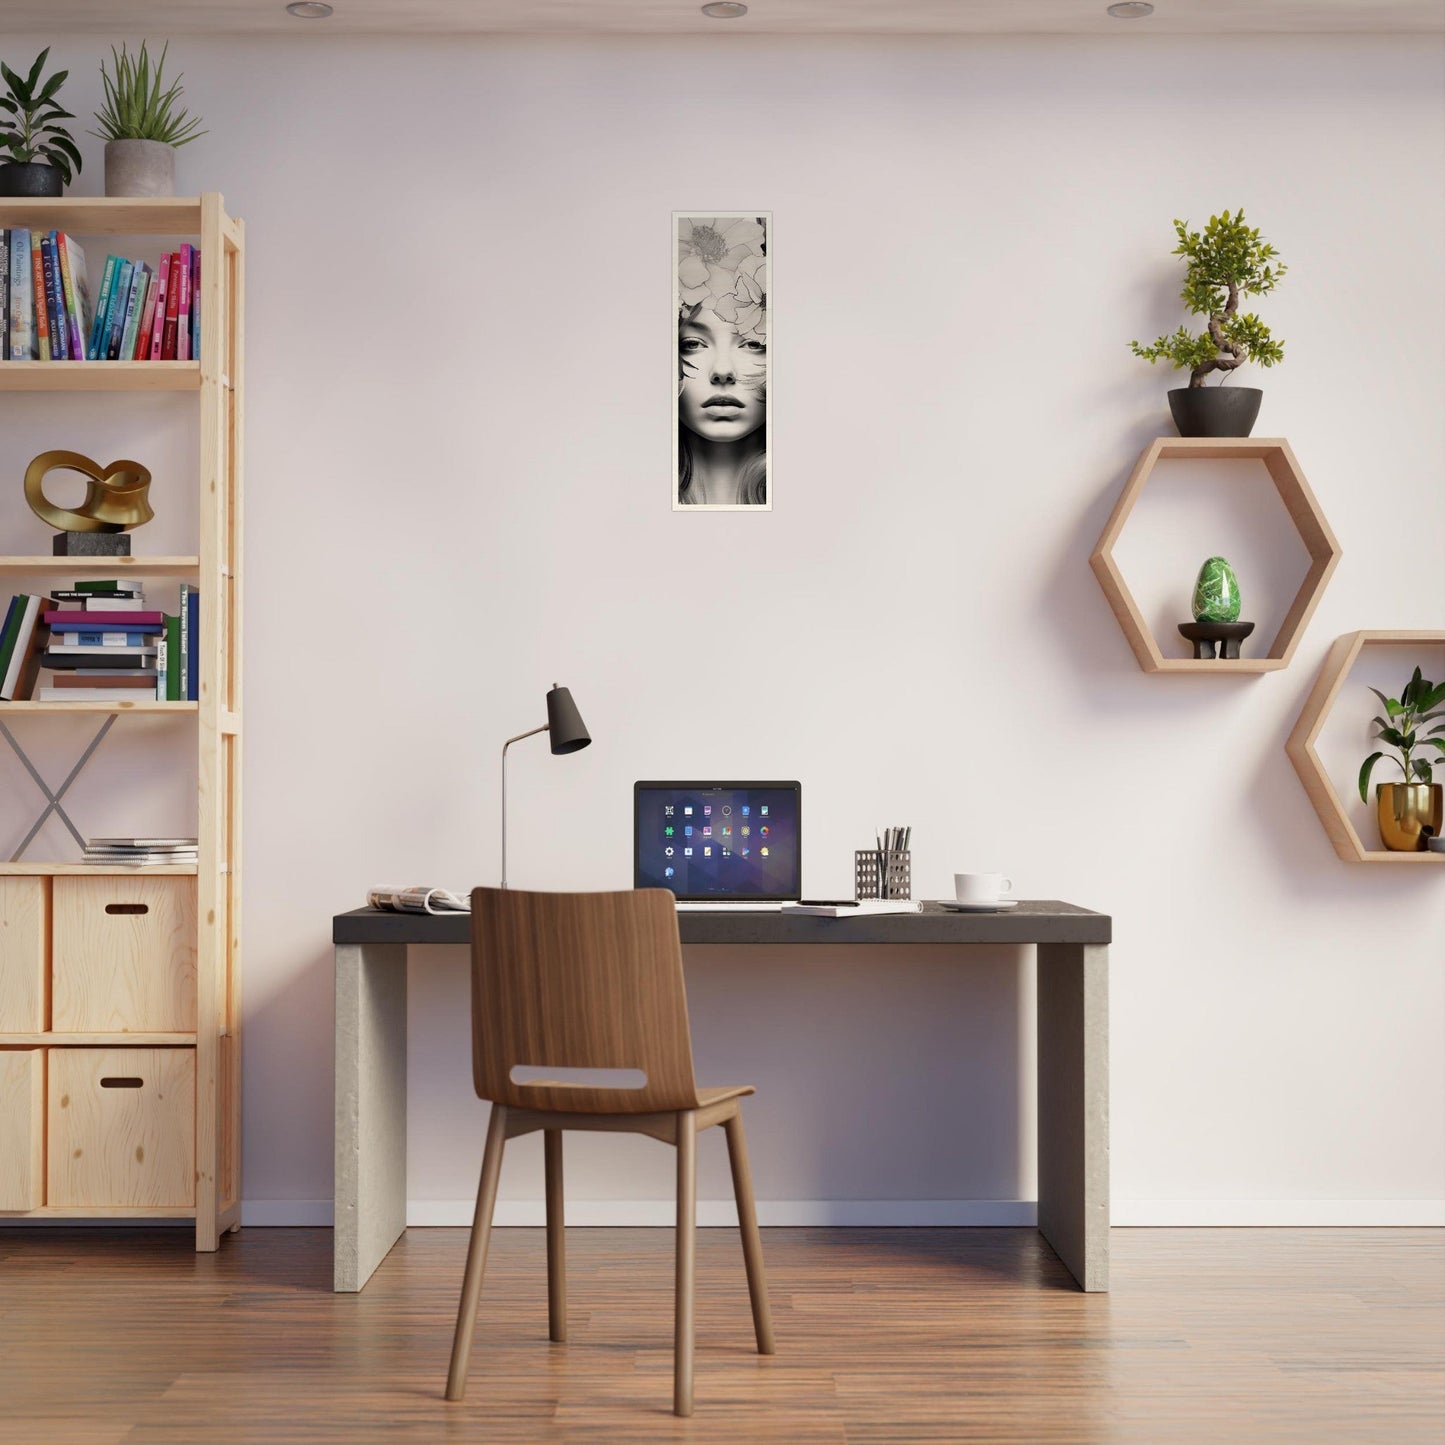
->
0 195 244 1248
1090 437 1343 674
1285 630 1445 866
0 361 200 391
0 556 201 573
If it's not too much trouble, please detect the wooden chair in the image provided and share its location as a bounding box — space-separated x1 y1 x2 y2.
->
445 887 776 1417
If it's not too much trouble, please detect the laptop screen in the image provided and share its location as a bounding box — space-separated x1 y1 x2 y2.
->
634 781 801 901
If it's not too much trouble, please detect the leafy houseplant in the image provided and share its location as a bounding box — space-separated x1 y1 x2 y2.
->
0 49 83 198
1131 210 1286 438
91 42 205 198
1358 667 1445 852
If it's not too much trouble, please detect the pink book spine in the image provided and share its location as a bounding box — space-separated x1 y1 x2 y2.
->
133 270 159 359
176 244 193 363
147 254 171 360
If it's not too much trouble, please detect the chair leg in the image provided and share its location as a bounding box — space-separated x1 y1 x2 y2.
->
674 1110 698 1418
445 1103 508 1402
723 1111 776 1355
544 1129 566 1343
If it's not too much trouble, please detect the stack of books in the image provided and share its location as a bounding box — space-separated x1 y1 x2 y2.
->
27 580 200 702
84 837 198 867
1 230 199 362
0 592 48 700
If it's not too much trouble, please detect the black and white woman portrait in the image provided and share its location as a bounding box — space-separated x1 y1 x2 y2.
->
674 215 770 510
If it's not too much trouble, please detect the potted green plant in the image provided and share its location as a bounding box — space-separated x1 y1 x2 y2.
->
1130 210 1286 438
1358 667 1445 851
91 42 205 199
0 49 83 197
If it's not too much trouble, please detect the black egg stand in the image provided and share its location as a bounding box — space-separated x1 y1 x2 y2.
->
1177 620 1256 660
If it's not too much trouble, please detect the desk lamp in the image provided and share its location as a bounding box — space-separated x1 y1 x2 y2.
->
500 684 591 888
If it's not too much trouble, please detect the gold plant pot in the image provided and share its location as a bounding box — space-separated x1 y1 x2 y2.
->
1376 782 1444 852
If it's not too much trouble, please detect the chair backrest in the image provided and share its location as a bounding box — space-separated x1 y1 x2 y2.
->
469 887 702 1115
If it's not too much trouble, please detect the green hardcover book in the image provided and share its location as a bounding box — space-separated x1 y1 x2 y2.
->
74 578 124 593
165 613 181 701
0 595 24 680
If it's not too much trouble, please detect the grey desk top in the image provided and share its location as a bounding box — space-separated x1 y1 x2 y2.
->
333 899 1110 947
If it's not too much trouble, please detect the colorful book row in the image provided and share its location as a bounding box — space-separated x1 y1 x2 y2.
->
1 230 199 362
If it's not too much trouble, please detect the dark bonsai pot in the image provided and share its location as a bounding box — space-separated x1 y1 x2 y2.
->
0 161 64 197
1168 386 1263 438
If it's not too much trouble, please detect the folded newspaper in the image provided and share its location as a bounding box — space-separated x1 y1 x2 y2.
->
367 886 472 915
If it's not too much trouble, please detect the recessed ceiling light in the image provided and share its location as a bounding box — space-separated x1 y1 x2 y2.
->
701 2 749 17
1106 1 1154 15
286 1 334 16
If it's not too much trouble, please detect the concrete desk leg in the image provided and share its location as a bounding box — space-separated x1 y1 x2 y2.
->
334 942 409 1292
1036 942 1109 1292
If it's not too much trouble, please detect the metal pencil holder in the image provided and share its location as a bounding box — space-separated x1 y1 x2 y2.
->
855 849 911 901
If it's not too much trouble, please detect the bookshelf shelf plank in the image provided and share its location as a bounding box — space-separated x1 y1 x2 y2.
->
0 362 200 392
0 1032 196 1046
0 197 202 234
0 557 200 573
0 701 198 713
0 864 199 876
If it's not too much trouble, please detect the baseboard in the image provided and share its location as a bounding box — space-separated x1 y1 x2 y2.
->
231 1198 1445 1229
1113 1199 1445 1226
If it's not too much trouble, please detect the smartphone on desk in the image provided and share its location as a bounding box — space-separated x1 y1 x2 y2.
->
796 899 859 908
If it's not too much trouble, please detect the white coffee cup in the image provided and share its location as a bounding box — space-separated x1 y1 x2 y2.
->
954 872 1013 905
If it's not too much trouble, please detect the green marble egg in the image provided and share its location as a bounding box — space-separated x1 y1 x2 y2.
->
1192 556 1241 622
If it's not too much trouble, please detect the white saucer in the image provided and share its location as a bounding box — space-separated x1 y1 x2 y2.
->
935 898 1018 912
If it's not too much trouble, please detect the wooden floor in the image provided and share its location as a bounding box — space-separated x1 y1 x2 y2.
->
0 1227 1441 1443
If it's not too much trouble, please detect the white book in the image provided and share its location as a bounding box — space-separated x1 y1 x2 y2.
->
38 687 160 701
780 901 922 918
57 597 148 613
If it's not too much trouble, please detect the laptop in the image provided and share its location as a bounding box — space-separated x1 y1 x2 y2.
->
634 781 801 909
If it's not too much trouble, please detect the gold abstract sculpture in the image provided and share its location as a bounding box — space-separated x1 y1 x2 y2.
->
24 450 154 533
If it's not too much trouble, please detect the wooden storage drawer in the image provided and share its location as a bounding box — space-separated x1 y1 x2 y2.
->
0 1049 44 1211
51 876 197 1033
0 877 48 1032
48 1048 195 1208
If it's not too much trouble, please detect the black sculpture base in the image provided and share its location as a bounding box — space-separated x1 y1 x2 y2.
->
53 532 131 556
1178 620 1256 660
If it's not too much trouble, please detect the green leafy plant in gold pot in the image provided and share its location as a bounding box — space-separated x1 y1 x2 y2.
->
92 41 205 198
1358 668 1445 851
0 49 83 197
1130 210 1286 439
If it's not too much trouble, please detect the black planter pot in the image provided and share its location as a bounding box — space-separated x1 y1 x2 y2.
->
1168 386 1263 438
0 161 65 198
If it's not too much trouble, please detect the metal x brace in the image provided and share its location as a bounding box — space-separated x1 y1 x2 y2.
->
1 715 117 861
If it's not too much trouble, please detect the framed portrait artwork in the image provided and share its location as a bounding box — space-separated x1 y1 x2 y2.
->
674 213 770 510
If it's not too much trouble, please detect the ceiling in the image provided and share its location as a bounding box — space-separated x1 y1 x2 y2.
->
7 0 1444 36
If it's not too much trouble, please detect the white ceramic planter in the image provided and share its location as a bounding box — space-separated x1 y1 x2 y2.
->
104 139 176 198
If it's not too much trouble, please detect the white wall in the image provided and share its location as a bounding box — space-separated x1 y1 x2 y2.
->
2 32 1442 1226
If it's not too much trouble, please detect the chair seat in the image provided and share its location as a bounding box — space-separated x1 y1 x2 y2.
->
697 1085 755 1107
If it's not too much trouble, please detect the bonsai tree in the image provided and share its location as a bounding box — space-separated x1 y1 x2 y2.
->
0 48 83 184
91 42 206 149
1131 210 1285 388
1359 667 1445 801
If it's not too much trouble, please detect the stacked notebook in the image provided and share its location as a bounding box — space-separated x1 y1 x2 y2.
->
84 837 198 867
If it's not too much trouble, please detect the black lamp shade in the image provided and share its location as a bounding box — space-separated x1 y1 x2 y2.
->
546 685 591 755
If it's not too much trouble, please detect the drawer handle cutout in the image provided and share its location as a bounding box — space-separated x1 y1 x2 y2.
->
105 903 149 915
100 1076 144 1089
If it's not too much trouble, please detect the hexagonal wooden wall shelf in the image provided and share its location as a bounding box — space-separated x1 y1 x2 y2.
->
1286 630 1445 866
1090 437 1343 674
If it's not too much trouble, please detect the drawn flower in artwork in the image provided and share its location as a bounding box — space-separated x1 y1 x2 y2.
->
713 253 767 340
677 216 766 310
